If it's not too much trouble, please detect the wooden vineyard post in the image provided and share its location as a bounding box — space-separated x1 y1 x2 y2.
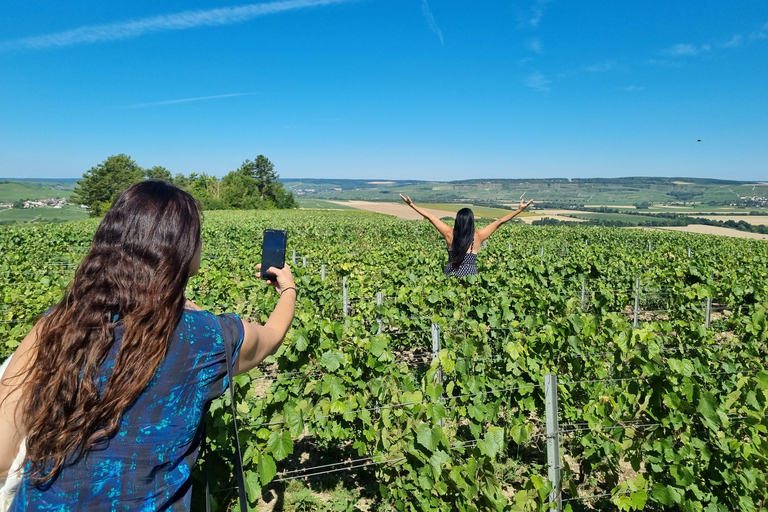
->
581 281 586 311
649 242 653 252
633 278 640 328
545 374 562 512
706 297 712 329
321 264 326 281
292 249 296 265
302 256 306 268
688 247 692 258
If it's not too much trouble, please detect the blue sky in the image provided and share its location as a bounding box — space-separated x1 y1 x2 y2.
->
1 0 766 181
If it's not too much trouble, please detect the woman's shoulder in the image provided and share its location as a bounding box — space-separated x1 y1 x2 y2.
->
184 299 205 312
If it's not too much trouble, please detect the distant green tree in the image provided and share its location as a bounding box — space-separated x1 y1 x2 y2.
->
190 173 226 210
145 166 172 181
172 173 193 189
220 155 296 210
71 154 144 217
253 155 277 201
221 167 259 209
12 200 24 209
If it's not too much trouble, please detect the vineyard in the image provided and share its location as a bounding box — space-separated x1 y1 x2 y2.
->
2 210 768 511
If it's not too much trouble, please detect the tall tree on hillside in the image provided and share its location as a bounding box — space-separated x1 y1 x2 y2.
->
223 155 296 209
71 154 144 217
253 155 277 200
145 166 172 181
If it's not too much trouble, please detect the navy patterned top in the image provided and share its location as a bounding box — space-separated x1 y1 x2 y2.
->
10 309 244 511
445 240 478 277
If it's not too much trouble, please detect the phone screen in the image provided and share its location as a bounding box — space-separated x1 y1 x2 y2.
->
261 229 287 280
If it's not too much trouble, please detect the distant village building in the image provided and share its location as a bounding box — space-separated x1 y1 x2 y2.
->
21 198 68 208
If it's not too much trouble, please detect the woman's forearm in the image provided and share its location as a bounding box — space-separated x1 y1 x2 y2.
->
498 209 522 225
408 202 431 219
263 289 296 344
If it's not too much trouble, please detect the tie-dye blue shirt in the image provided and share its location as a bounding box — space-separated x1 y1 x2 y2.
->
10 309 244 511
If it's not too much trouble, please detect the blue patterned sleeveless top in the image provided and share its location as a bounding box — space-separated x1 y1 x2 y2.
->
10 309 244 511
445 240 478 277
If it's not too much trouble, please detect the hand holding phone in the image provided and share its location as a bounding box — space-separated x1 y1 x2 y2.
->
260 229 287 281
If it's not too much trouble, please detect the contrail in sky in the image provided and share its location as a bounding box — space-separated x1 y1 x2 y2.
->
118 92 260 109
421 0 444 45
0 0 359 52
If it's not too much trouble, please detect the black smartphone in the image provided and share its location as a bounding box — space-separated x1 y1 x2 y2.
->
261 229 287 281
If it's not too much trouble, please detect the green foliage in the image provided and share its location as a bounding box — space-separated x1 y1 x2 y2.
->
2 212 767 511
219 155 297 210
144 165 172 181
71 154 144 217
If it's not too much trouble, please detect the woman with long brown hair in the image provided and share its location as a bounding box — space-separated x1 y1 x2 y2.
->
400 194 534 277
0 180 296 509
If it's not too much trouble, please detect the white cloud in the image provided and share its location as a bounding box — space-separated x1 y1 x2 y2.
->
664 43 699 56
119 92 259 108
521 0 554 28
525 38 542 53
720 35 742 48
524 72 550 92
583 60 616 72
0 0 358 51
751 22 768 40
421 0 444 45
663 42 717 56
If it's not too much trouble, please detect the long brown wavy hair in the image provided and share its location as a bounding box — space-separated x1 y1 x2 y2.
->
19 180 201 485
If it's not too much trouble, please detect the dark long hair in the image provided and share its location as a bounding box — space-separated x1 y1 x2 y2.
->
19 180 201 485
450 208 475 269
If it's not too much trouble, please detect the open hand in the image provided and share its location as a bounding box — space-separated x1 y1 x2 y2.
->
517 199 534 212
399 194 413 206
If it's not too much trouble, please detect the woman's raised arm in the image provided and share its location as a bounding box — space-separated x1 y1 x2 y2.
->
234 264 296 375
400 194 453 243
476 199 534 242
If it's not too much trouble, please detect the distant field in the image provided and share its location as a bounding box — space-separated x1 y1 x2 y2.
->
284 177 768 211
0 181 75 202
317 200 537 221
298 199 354 209
0 205 87 223
415 203 531 219
694 215 768 226
562 212 655 223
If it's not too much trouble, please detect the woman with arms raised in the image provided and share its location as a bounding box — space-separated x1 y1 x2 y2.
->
0 180 296 510
400 194 533 277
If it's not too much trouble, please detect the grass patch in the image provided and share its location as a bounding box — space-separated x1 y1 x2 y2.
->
298 199 355 210
0 205 87 224
0 181 75 202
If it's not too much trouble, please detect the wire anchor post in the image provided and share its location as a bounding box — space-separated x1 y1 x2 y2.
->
544 374 562 512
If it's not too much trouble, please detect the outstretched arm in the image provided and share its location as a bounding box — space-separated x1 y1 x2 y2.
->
235 264 296 375
400 194 453 243
476 199 534 242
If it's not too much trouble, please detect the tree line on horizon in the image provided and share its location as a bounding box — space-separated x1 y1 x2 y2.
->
71 154 297 217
